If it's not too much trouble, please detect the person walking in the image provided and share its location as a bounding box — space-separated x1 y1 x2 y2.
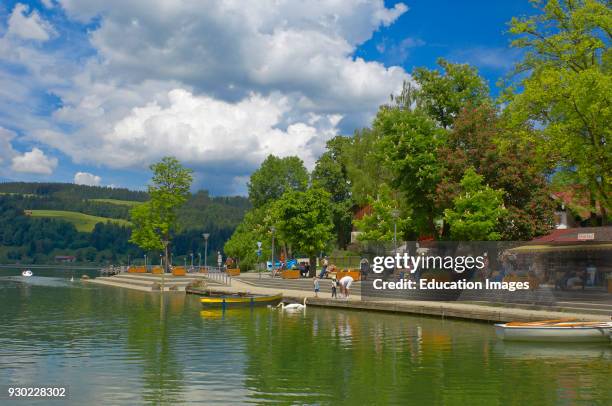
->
319 256 329 279
313 277 320 298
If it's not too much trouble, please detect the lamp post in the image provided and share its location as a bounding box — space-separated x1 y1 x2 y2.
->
257 241 262 278
270 226 276 275
144 254 147 269
170 253 173 267
161 239 169 292
203 233 209 270
198 252 202 269
190 252 194 269
391 209 400 273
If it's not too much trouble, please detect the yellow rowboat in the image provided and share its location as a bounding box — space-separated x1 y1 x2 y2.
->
200 293 283 309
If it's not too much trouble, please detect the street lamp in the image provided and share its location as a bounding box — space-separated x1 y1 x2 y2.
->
161 239 169 293
391 209 400 272
144 254 147 269
198 252 202 269
190 252 194 268
203 233 210 269
270 226 276 275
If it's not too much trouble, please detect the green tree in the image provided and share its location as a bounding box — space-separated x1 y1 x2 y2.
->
413 58 490 129
130 157 193 269
437 104 556 239
376 106 447 236
224 204 274 271
247 155 309 208
353 183 411 242
312 136 353 248
343 128 394 206
506 0 611 223
444 168 507 241
272 188 334 269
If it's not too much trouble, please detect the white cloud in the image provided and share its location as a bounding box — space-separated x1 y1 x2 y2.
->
41 0 55 8
0 127 17 165
1 0 412 191
7 4 55 41
74 171 101 186
54 89 340 171
11 148 58 175
449 47 522 71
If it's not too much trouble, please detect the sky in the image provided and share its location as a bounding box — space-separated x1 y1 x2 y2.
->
0 0 536 195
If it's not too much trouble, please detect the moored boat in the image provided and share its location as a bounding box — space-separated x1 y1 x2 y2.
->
495 319 612 343
21 269 33 277
200 293 283 309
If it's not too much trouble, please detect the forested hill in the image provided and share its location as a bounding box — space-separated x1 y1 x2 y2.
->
0 182 250 265
0 182 149 201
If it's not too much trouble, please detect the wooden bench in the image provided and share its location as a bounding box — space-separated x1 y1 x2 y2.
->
226 268 240 276
172 266 186 276
128 266 146 273
151 267 164 275
281 270 300 279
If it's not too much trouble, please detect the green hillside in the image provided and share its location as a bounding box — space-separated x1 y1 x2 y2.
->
89 198 142 207
28 210 131 232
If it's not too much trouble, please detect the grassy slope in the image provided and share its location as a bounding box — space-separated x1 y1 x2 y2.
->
88 198 142 207
28 210 131 232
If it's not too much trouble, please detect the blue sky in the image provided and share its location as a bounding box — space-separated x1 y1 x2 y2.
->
0 0 536 195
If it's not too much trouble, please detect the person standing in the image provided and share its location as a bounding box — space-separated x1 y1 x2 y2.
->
359 257 369 281
313 277 320 297
331 278 338 298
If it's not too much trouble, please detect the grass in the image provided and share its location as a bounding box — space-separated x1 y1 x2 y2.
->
28 210 131 232
88 198 142 207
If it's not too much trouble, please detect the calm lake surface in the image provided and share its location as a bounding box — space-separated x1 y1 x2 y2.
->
1 268 611 405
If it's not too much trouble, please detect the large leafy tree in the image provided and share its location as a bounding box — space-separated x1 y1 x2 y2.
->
353 183 411 242
223 204 274 270
130 157 193 269
247 155 309 208
444 168 507 241
437 104 556 239
505 0 611 224
311 136 353 248
375 106 447 236
413 58 490 129
272 188 334 268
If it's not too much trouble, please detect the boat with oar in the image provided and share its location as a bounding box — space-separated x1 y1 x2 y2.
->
200 293 283 309
495 319 612 343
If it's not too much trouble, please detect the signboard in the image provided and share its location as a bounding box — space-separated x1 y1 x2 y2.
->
577 233 595 241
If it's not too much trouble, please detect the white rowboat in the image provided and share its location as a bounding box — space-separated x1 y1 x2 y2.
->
21 270 33 277
495 319 612 343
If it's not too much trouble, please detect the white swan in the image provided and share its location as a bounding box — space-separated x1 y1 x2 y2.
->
277 297 307 311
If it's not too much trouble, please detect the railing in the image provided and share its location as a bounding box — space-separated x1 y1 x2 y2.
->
202 266 232 286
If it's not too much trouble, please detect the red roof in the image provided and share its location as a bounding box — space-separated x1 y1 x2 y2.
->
532 227 612 243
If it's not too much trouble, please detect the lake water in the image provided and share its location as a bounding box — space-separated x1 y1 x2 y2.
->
0 268 611 405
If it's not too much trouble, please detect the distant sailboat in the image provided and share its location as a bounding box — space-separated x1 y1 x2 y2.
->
22 269 33 277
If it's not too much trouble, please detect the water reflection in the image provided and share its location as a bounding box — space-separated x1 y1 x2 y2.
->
0 271 610 405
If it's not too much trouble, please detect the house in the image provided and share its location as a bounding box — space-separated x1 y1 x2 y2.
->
55 255 76 263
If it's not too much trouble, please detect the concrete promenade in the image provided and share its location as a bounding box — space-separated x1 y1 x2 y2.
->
89 272 611 323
